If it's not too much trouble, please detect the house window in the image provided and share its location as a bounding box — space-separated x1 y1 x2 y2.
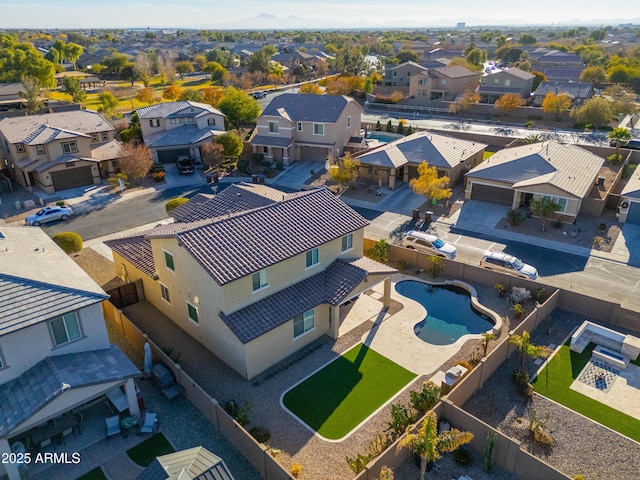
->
494 78 500 86
393 71 397 76
341 233 353 252
269 121 279 133
187 117 194 124
252 268 269 292
542 195 568 213
179 117 186 124
207 118 216 126
297 122 303 132
91 134 99 142
170 118 177 124
160 283 170 303
36 145 45 155
306 248 319 268
313 123 324 135
504 79 511 87
164 250 175 271
150 119 160 127
62 142 78 154
368 165 378 174
440 79 447 86
50 312 82 347
187 302 199 324
293 309 315 338
16 143 25 153
347 116 351 128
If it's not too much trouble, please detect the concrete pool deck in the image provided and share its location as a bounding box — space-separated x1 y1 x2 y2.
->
349 274 496 375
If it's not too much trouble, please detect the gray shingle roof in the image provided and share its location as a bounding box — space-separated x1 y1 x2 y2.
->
0 345 139 437
357 131 487 169
136 446 235 480
433 65 480 79
136 101 223 119
0 274 108 336
221 258 394 344
104 234 156 278
533 81 593 99
178 188 369 285
261 94 361 124
144 125 223 148
0 111 114 144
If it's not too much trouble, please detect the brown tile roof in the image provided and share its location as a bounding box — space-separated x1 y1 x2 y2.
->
220 258 394 343
178 187 369 285
105 233 155 277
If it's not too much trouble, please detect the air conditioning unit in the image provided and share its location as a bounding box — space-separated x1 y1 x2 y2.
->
596 176 605 186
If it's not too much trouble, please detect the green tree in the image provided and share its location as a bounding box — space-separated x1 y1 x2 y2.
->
203 61 228 83
465 47 488 67
508 331 551 366
214 132 243 159
179 89 203 102
62 76 86 103
166 197 189 214
98 91 119 117
175 60 194 79
530 71 547 91
572 97 612 129
608 127 632 160
494 93 524 111
519 34 537 45
529 196 562 232
63 42 83 68
541 92 571 121
329 153 360 191
386 119 393 132
102 53 132 76
409 381 441 417
0 35 56 87
51 232 83 254
366 239 388 263
399 411 473 480
410 162 452 205
20 76 43 114
580 66 607 84
206 48 233 68
396 49 419 63
218 87 261 131
247 47 275 73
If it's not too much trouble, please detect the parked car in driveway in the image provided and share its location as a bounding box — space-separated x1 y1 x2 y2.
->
402 230 457 259
480 250 538 280
25 206 73 226
252 91 267 99
176 156 195 175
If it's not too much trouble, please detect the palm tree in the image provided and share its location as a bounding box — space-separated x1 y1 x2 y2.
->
508 331 551 366
399 411 473 480
480 332 497 357
607 127 632 161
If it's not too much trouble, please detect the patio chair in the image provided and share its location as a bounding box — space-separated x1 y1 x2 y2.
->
138 412 159 435
105 415 121 439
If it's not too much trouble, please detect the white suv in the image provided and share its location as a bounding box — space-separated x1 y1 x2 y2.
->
480 250 538 280
402 231 457 259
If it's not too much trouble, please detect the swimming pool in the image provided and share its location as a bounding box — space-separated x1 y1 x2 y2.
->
366 132 404 143
395 280 494 346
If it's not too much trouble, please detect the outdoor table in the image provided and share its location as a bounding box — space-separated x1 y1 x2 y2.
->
120 415 139 438
29 413 78 448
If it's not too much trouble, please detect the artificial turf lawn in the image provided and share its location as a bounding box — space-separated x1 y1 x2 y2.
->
75 467 107 480
282 343 416 440
532 341 640 442
126 433 175 467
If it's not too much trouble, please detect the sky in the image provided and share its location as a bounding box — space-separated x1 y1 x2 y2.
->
1 0 638 29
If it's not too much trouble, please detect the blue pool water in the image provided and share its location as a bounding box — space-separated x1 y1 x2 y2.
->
395 281 494 346
366 132 403 143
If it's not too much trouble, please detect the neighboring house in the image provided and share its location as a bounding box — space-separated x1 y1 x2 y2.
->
383 61 429 87
137 101 225 164
250 94 363 164
136 446 235 480
465 141 605 221
0 83 31 112
538 66 586 83
409 65 481 101
478 67 535 104
532 81 594 107
618 166 640 224
532 51 584 69
355 131 487 190
106 184 395 380
0 226 140 480
424 48 464 63
0 110 124 194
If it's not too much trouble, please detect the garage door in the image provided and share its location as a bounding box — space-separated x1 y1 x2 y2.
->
50 167 94 191
627 202 640 225
157 148 190 164
470 183 514 206
299 146 329 162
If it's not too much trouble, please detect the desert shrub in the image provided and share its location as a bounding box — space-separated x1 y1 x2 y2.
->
366 239 388 262
453 446 474 466
249 426 271 443
455 360 474 372
512 369 529 385
387 403 414 437
534 428 553 446
409 380 441 416
275 161 284 170
396 259 407 270
506 209 525 226
346 453 373 474
429 255 444 277
622 164 637 179
224 400 251 427
51 232 83 254
511 303 525 318
291 463 302 478
573 475 585 480
56 200 66 206
369 432 391 456
237 159 249 173
607 153 623 164
510 287 531 304
378 466 395 480
165 197 189 214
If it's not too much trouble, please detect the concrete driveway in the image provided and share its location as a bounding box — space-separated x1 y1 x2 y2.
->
271 161 325 189
451 199 510 233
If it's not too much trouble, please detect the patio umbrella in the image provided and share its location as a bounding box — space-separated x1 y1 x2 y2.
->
144 342 153 376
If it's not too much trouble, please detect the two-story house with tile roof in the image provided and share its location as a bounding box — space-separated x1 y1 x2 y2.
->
0 227 140 480
409 65 481 101
137 101 226 164
532 81 594 107
465 141 605 221
106 184 395 380
477 67 535 104
249 94 363 165
355 131 487 190
383 61 429 89
0 111 124 193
